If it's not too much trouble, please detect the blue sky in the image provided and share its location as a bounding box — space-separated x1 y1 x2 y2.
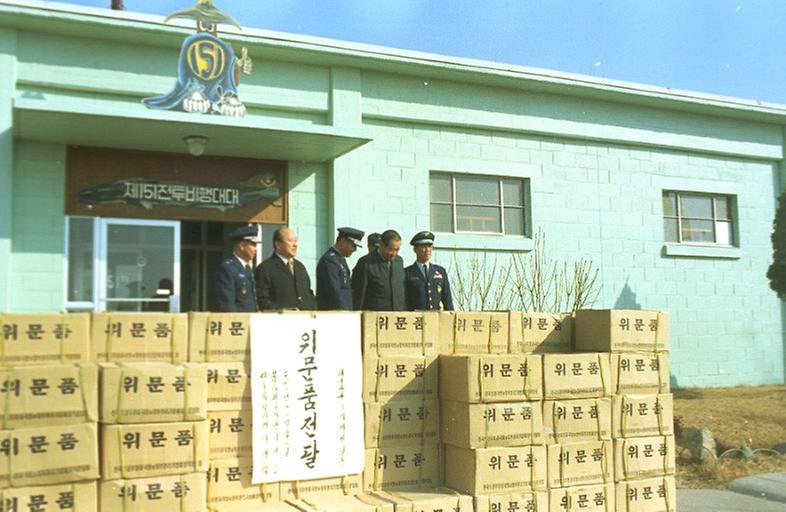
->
59 0 786 104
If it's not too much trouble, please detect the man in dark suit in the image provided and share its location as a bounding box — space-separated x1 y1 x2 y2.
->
352 229 406 311
404 231 454 311
255 226 316 311
316 227 364 310
213 225 260 312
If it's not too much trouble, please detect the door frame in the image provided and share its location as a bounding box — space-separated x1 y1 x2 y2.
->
98 218 181 312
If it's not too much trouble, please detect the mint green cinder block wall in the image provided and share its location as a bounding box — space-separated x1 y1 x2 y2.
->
350 117 783 387
10 141 67 312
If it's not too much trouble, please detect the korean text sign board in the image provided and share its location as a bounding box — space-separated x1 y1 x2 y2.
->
251 313 364 483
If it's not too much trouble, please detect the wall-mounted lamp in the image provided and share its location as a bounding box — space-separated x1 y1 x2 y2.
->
184 135 208 156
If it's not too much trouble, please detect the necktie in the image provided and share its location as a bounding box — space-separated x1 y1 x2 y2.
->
287 259 295 277
422 264 428 278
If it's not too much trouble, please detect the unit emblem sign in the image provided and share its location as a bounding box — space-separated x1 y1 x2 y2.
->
143 0 252 117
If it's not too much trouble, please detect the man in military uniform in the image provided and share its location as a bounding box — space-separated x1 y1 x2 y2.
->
366 232 381 254
404 231 454 311
255 226 317 310
316 227 364 310
213 225 260 312
352 229 406 311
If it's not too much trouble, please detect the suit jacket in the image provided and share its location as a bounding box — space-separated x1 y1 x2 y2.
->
214 256 258 312
351 250 406 311
316 247 353 310
404 262 454 311
255 253 316 311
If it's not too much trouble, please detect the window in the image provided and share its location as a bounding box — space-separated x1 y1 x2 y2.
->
430 173 528 236
662 191 735 246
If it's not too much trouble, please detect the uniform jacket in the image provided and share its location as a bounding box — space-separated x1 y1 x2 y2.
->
316 247 353 310
351 250 406 311
214 256 258 312
255 254 316 311
404 262 454 311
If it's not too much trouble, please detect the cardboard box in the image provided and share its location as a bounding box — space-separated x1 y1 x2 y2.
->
207 457 280 507
440 354 542 403
204 363 251 411
473 491 548 512
0 481 96 511
101 421 208 480
363 444 442 491
443 444 547 495
613 436 675 482
289 494 393 512
189 313 252 363
615 476 676 512
367 487 473 511
0 313 90 366
362 356 438 403
0 422 98 488
100 363 207 423
542 353 611 400
612 394 673 439
362 312 440 357
99 472 206 512
209 409 253 459
0 364 98 428
91 313 188 363
365 399 439 448
210 502 301 512
549 483 615 512
441 400 544 448
279 474 363 501
610 353 670 394
438 312 508 354
542 398 612 443
508 312 573 353
546 440 613 488
574 310 668 352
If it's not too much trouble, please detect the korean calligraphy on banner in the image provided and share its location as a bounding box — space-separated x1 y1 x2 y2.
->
250 313 364 483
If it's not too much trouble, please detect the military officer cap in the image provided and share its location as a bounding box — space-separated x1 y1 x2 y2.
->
410 230 435 246
368 232 382 249
229 225 261 243
337 227 364 247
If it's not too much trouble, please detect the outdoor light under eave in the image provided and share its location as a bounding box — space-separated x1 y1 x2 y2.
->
184 135 208 156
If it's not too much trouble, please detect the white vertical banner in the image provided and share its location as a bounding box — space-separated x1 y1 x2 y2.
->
250 312 364 483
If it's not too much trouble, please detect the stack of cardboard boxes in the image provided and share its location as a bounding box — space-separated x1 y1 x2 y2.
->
576 310 676 512
0 313 99 511
189 312 282 511
0 308 675 511
91 312 208 512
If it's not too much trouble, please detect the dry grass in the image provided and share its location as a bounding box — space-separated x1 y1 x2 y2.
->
674 384 786 489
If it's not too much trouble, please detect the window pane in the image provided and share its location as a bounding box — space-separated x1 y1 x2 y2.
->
503 180 524 207
663 218 679 242
455 176 499 205
715 220 732 245
679 195 712 219
662 192 677 217
504 207 525 236
681 219 714 242
430 174 452 203
68 218 94 303
430 203 454 232
715 196 731 220
456 205 501 232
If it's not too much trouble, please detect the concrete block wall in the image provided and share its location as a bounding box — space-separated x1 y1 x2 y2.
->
9 141 67 312
354 118 783 387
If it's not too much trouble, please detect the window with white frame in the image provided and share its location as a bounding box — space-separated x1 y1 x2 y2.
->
662 191 735 246
430 173 529 236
